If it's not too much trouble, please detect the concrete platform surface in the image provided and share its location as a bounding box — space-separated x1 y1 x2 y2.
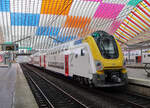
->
127 68 150 87
14 63 38 108
0 64 16 108
0 63 38 108
126 63 145 69
0 64 9 68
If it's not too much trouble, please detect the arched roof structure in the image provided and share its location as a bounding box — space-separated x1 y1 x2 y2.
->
0 0 149 52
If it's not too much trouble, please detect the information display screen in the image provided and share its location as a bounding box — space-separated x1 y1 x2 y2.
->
1 44 18 51
6 45 15 51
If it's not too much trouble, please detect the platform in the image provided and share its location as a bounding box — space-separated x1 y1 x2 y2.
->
0 64 9 68
126 63 150 87
127 68 150 87
0 63 38 108
126 63 145 69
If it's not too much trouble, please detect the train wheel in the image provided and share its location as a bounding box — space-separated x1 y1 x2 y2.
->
88 79 94 88
73 75 77 81
79 77 84 85
84 78 89 85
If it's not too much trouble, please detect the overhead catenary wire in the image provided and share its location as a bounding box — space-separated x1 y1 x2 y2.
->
44 0 57 49
47 0 73 48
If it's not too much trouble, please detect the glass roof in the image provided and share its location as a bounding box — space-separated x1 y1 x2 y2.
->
0 0 149 51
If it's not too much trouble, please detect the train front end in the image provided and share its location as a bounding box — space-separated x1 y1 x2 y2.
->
84 31 128 87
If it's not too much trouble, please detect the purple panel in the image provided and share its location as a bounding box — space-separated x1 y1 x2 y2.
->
94 3 124 19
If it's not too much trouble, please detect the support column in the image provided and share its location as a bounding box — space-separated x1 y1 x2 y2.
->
128 49 130 64
141 48 143 64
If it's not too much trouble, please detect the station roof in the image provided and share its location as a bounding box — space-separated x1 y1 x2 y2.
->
0 0 149 52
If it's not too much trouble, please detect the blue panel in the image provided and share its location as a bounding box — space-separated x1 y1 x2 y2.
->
11 13 40 26
53 35 77 43
0 0 10 12
74 39 82 45
36 27 60 36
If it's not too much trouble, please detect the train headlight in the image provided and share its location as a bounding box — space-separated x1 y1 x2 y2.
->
95 60 103 71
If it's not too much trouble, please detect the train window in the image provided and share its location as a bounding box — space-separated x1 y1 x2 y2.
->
98 36 118 59
91 32 100 38
81 49 85 56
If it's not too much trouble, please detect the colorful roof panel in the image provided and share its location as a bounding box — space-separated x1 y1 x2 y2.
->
0 0 149 50
114 0 150 43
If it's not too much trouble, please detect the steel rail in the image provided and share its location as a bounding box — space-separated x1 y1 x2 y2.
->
22 64 88 108
27 64 150 108
23 67 55 108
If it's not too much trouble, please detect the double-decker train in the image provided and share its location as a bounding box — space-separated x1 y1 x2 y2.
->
29 31 128 87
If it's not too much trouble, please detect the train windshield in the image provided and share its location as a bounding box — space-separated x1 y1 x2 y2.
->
92 31 119 59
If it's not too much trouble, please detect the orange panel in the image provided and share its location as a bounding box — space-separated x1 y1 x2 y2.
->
73 16 79 28
64 16 72 27
70 16 76 28
75 16 80 28
78 28 93 37
41 0 72 15
64 16 91 29
78 17 84 28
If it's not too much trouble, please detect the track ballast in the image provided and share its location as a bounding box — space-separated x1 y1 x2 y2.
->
21 64 88 108
21 64 150 108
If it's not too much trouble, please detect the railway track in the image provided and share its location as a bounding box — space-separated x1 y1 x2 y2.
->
91 88 150 108
21 64 88 108
123 92 150 108
22 64 150 108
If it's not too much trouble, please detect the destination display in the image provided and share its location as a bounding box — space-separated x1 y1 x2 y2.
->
1 44 18 51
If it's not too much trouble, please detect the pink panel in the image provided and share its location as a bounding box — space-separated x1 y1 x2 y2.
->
94 3 124 19
109 20 121 35
82 0 101 2
0 55 2 62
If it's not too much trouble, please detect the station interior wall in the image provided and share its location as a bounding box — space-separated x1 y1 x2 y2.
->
123 49 150 64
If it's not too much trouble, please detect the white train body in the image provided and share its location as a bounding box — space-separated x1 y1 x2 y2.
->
30 31 128 87
32 56 40 67
32 42 96 81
